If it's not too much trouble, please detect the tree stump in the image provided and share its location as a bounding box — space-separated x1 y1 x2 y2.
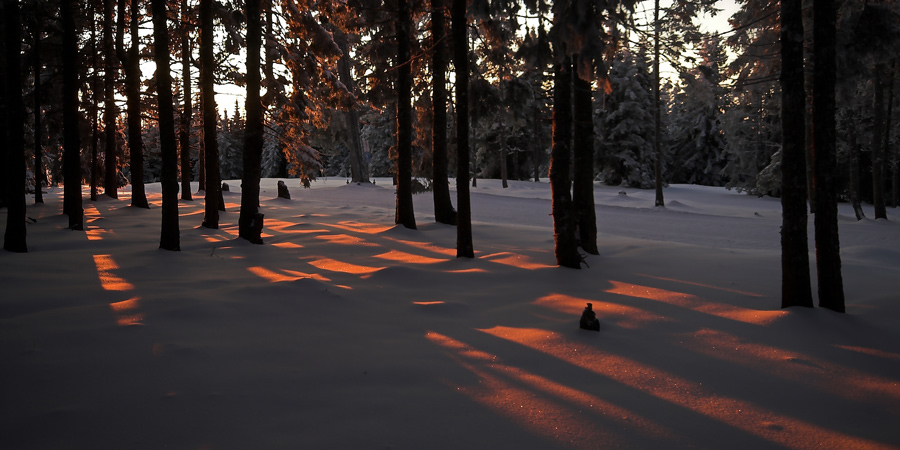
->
277 180 291 199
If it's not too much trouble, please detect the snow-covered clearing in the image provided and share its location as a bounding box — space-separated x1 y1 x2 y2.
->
2 178 899 450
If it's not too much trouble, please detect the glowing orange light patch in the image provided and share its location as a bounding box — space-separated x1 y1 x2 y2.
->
326 221 393 235
480 326 893 450
637 273 765 297
272 242 303 249
179 209 204 217
412 301 445 305
835 345 900 362
281 269 331 282
533 294 669 329
308 258 385 275
315 234 378 246
446 268 488 273
265 219 327 235
383 237 457 256
605 280 785 326
109 296 143 326
481 252 554 270
248 266 304 283
374 250 446 264
93 254 135 291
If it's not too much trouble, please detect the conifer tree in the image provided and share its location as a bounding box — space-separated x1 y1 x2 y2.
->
103 0 118 198
395 0 416 230
431 0 456 225
3 0 27 252
452 0 473 257
239 0 265 244
200 0 219 228
125 0 148 208
152 0 181 251
550 57 580 269
62 0 84 230
179 0 193 201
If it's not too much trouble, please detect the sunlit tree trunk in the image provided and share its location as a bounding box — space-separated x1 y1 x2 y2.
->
33 20 43 205
813 0 844 312
3 0 27 252
180 0 193 201
780 0 812 308
239 0 264 244
152 0 181 251
103 0 119 198
395 0 416 230
62 0 84 230
432 0 456 224
573 69 598 255
550 57 580 269
125 0 148 208
200 0 219 228
452 0 473 257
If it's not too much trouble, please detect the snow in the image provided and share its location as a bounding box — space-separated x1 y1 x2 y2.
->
2 178 899 450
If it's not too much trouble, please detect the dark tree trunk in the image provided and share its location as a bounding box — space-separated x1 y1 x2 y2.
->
550 58 580 269
335 32 367 184
652 0 664 207
33 20 43 205
0 9 6 211
885 61 896 208
573 70 598 255
90 4 99 202
180 0 193 200
780 0 813 308
126 0 148 208
3 0 27 252
103 0 118 198
432 0 456 224
152 0 181 251
452 0 472 257
62 0 84 230
813 0 844 312
848 108 865 221
872 63 887 219
200 0 219 228
395 0 416 230
239 0 264 244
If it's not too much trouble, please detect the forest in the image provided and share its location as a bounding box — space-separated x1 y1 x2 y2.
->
1 0 900 303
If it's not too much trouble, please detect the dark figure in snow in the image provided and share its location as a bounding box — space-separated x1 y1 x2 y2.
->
580 303 600 331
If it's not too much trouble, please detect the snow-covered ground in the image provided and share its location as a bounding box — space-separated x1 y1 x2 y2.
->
2 178 899 450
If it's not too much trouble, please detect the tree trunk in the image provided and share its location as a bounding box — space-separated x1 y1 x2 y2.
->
335 32 368 184
431 0 456 224
126 0 148 208
200 0 219 228
780 0 813 308
500 119 509 188
395 0 416 230
653 0 665 207
62 0 84 230
152 0 181 251
33 20 43 205
872 64 887 219
452 0 473 257
573 70 598 255
103 0 118 198
550 58 580 269
849 108 865 220
883 61 895 209
239 0 264 244
90 4 99 202
0 9 6 212
180 0 193 200
813 0 844 312
3 0 27 252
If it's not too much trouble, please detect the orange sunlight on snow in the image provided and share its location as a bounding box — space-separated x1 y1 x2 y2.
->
326 221 393 235
271 242 303 249
84 204 108 241
532 293 669 329
481 252 554 270
605 280 786 326
316 234 379 246
109 297 144 326
308 257 385 275
382 237 457 256
479 326 895 450
373 250 446 265
93 254 135 291
636 273 765 297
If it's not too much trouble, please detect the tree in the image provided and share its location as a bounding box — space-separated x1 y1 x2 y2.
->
179 0 193 201
431 0 456 225
152 0 181 251
813 0 844 312
573 69 598 255
103 0 119 198
780 0 812 308
452 0 473 257
652 0 664 207
32 15 43 205
395 0 416 230
239 0 264 244
62 0 84 230
125 0 148 208
549 57 580 269
3 0 27 253
872 63 888 219
200 0 219 229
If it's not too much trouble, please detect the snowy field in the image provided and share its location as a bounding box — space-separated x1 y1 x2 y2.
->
2 178 899 450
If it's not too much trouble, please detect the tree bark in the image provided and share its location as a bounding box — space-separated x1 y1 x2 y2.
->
395 0 416 230
126 0 148 208
200 0 219 228
3 0 27 252
90 4 99 202
872 64 887 219
239 0 264 244
103 0 118 198
653 0 665 207
152 0 181 251
550 58 580 269
849 108 865 221
432 0 456 224
452 0 473 257
62 0 84 230
32 20 43 205
573 70 598 255
180 0 193 200
780 0 813 308
813 0 844 312
335 32 367 184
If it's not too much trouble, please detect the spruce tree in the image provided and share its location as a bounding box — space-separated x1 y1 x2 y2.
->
239 0 265 244
452 0 473 257
3 0 27 252
62 0 84 230
152 0 181 251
